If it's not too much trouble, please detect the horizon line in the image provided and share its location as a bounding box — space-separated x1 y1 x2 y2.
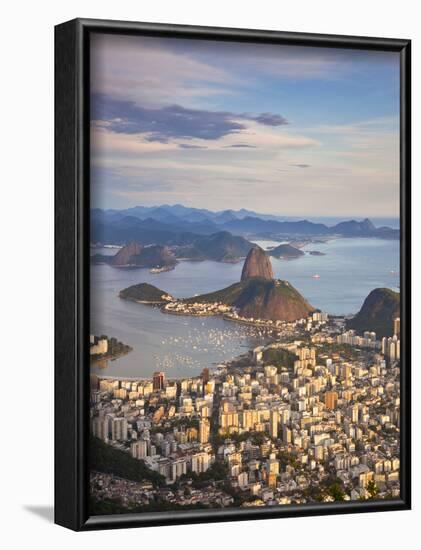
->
91 203 399 221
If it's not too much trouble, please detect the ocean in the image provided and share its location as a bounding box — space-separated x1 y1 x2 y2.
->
90 237 399 379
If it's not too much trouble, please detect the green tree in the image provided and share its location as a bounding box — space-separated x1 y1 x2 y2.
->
366 480 379 499
328 482 345 501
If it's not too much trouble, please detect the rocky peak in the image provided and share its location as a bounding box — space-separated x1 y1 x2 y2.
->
361 218 376 231
241 246 274 282
111 242 143 266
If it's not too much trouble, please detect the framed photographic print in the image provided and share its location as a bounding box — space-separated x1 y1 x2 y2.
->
55 18 411 531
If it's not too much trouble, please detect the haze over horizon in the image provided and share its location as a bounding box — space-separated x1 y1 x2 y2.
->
92 202 399 227
91 34 400 218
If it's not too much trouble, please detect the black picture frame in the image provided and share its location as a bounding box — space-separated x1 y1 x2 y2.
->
55 18 411 531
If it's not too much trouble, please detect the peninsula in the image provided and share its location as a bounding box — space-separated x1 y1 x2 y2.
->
90 334 133 365
120 247 315 324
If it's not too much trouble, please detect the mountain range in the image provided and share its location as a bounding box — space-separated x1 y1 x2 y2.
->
91 205 399 246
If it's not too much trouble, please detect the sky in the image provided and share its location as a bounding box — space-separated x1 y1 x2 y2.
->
90 33 400 218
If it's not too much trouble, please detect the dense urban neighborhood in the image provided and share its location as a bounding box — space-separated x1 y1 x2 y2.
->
90 311 401 513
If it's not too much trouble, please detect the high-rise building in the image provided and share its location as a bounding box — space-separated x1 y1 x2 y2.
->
389 341 396 362
314 445 324 460
238 471 249 489
270 409 279 439
296 346 317 368
268 472 278 489
191 451 210 474
382 335 400 362
186 427 198 442
131 439 148 459
153 371 165 391
341 365 352 381
111 417 128 441
282 425 292 444
201 367 210 385
350 404 359 423
381 337 387 355
394 317 400 337
157 458 172 481
90 337 108 356
171 458 187 481
199 418 210 444
241 409 257 430
267 452 279 475
325 391 338 410
92 417 108 441
219 401 239 429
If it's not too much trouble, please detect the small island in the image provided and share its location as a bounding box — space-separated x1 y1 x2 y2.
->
119 283 173 304
91 243 178 270
308 250 326 256
267 243 304 259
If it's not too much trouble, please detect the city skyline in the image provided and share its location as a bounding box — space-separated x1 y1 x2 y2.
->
91 33 400 217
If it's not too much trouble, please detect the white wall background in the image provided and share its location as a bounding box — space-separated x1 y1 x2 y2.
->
1 0 418 546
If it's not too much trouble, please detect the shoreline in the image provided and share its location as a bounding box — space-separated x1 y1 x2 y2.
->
122 296 307 330
90 349 132 365
91 366 223 383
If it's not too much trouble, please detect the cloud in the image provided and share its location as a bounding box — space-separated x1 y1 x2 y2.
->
91 34 400 112
223 144 257 149
92 94 289 143
89 34 399 217
91 121 318 159
90 33 238 107
178 144 208 150
253 113 288 126
92 98 242 141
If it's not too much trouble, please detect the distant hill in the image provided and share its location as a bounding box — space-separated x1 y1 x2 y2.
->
119 283 172 303
222 216 330 236
332 218 376 236
222 216 398 239
92 232 254 267
130 245 178 269
93 204 282 225
111 242 142 266
91 205 399 244
93 242 178 269
268 243 304 259
91 215 186 245
241 247 274 281
347 288 400 338
189 231 253 262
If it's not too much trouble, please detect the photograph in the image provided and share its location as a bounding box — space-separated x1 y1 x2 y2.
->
1 0 419 546
88 29 404 518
